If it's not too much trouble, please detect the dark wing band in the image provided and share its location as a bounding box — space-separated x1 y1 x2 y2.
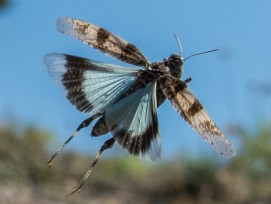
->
44 53 138 114
159 75 235 157
105 81 161 161
57 18 149 68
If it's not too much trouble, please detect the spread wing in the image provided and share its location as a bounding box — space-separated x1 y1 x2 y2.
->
159 75 235 157
57 17 149 68
44 53 139 114
104 81 161 161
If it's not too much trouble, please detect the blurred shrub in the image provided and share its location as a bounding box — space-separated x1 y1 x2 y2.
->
0 122 271 203
221 124 271 203
0 124 54 184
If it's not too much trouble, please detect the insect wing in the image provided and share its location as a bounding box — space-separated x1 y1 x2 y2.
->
57 18 149 68
105 81 161 161
44 53 139 114
159 75 235 157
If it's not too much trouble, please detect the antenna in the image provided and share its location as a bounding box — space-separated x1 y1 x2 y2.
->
174 34 183 56
184 49 219 61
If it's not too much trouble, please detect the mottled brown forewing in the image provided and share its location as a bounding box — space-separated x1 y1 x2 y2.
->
57 18 149 68
158 75 235 157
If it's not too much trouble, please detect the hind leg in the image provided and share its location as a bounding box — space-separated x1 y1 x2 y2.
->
48 113 101 167
66 137 116 196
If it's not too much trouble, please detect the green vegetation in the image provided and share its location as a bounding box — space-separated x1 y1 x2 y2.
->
0 123 270 203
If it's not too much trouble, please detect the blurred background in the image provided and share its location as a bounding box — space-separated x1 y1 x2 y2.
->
0 0 271 203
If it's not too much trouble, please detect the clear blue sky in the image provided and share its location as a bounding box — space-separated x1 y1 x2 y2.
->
1 1 270 159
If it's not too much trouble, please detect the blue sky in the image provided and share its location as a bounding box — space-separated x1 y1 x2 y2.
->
0 1 270 159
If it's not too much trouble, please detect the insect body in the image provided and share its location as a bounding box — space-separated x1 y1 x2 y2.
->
44 18 235 195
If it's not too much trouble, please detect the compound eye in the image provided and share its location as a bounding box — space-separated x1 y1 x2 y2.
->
169 54 179 61
169 57 178 64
